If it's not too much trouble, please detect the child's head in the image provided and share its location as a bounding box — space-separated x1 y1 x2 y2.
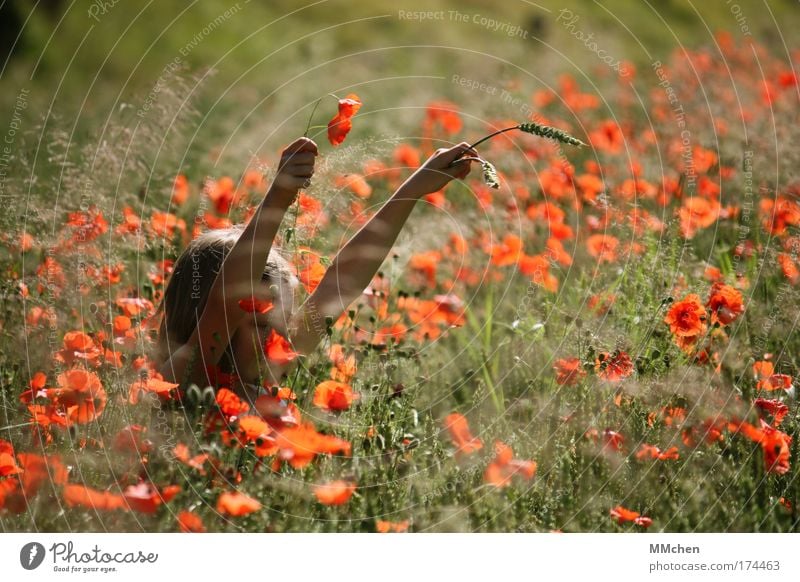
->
154 225 297 373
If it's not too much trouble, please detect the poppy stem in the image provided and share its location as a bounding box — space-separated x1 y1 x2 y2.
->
303 98 324 138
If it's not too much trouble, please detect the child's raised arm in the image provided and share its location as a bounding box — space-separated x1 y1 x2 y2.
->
159 137 318 385
288 141 476 355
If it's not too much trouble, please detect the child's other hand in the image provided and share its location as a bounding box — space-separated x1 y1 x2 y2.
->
272 137 319 195
402 142 478 197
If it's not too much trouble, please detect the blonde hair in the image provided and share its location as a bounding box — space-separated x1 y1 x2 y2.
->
153 224 294 369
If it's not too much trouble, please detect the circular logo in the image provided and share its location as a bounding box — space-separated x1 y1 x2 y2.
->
19 542 46 570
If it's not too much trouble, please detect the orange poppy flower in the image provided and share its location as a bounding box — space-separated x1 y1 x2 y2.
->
635 444 680 461
313 480 356 505
216 388 251 418
63 484 127 512
238 297 274 314
752 360 792 392
609 505 652 527
777 253 800 284
274 423 352 469
312 380 359 411
553 357 587 386
0 439 22 477
264 329 299 365
664 293 707 350
754 398 789 426
393 143 421 168
216 491 261 516
586 234 619 263
334 173 372 198
423 100 462 136
128 375 179 405
328 344 357 382
376 519 410 533
173 443 209 475
111 424 152 454
66 205 108 245
172 174 190 205
442 412 483 456
16 453 68 496
327 93 362 146
484 441 537 487
679 197 721 238
177 510 206 532
706 282 744 325
123 482 180 514
48 368 107 423
731 419 792 475
594 351 634 382
409 250 442 287
519 254 559 292
54 331 103 367
489 234 524 267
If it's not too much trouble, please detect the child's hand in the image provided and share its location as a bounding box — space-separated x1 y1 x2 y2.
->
401 142 478 197
272 137 319 196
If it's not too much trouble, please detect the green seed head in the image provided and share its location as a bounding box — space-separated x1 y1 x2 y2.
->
482 160 500 189
518 122 586 147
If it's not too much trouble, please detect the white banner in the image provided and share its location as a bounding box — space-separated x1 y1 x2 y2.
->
0 533 795 581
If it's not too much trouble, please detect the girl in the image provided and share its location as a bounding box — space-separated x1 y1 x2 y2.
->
154 137 477 401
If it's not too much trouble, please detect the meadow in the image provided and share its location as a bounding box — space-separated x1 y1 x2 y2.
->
1 1 799 533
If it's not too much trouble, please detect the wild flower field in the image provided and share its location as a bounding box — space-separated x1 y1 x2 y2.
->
1 31 799 533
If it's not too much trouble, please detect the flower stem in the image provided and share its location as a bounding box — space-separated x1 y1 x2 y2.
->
303 98 324 138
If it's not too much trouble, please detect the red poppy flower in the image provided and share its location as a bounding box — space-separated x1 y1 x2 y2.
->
706 282 744 325
443 413 483 456
0 439 22 477
63 484 127 512
48 368 108 423
264 329 299 365
177 510 206 533
754 398 789 426
594 351 634 382
635 444 680 461
123 482 180 514
238 298 274 314
484 441 537 487
312 380 359 411
313 480 356 505
586 234 619 263
610 505 652 527
274 423 351 469
553 357 587 386
376 519 410 533
732 419 792 475
216 491 261 516
327 93 362 146
424 101 462 135
128 375 179 405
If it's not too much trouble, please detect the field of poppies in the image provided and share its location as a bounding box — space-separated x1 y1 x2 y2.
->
2 5 800 533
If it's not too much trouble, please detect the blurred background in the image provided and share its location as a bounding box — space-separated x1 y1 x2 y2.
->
3 0 799 169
